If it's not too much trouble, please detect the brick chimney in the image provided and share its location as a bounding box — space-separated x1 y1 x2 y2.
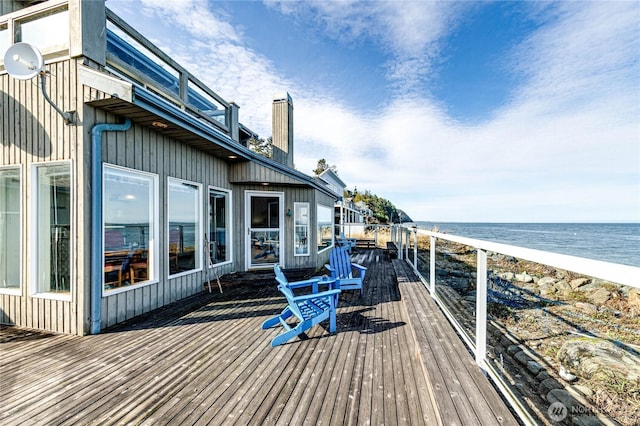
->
272 92 294 168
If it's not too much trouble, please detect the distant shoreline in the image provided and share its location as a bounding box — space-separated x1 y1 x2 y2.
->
411 222 639 267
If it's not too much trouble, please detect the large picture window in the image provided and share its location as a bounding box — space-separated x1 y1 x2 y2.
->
317 204 333 253
168 178 201 276
0 167 21 292
208 188 230 265
294 202 309 256
32 162 71 296
103 165 157 291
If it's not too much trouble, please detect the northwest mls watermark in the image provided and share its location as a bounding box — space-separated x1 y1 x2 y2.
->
547 402 568 422
547 402 608 423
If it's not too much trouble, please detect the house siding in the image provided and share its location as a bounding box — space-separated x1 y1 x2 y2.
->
90 108 235 330
1 58 84 334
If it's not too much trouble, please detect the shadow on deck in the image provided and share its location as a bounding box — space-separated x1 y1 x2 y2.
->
0 249 519 425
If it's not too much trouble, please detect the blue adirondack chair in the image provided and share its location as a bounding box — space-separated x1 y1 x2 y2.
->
262 265 341 347
326 246 367 295
335 233 357 253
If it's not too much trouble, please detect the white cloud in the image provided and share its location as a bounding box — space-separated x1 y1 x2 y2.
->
109 0 639 222
266 0 468 96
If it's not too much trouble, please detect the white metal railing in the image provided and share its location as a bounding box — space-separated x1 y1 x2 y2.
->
393 224 640 425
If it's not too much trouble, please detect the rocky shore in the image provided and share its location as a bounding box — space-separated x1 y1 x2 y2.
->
414 240 640 426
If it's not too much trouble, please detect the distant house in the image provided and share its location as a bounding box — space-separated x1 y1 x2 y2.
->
0 0 337 335
316 168 372 236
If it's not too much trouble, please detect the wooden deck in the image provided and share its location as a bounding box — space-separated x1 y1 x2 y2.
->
0 249 518 425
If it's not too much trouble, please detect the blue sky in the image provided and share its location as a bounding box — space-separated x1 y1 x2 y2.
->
107 0 640 222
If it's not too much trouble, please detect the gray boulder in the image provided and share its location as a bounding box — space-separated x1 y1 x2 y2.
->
499 272 515 281
515 272 534 283
588 288 611 305
538 276 557 287
557 338 640 382
570 278 590 289
574 302 598 315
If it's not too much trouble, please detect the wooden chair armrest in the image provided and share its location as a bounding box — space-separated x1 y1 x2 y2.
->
292 289 341 302
286 277 322 289
352 263 367 272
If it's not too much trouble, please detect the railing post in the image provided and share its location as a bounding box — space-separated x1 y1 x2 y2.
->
429 236 436 295
398 227 403 260
404 229 409 260
476 248 488 370
374 225 378 248
413 229 418 270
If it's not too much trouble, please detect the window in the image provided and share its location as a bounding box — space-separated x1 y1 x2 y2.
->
294 202 309 256
16 7 69 54
317 204 333 253
32 162 71 296
0 167 21 292
168 178 201 276
103 165 158 291
0 24 8 62
208 188 230 266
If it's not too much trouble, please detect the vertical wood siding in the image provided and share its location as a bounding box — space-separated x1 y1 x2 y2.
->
91 108 234 330
1 57 238 334
1 59 84 334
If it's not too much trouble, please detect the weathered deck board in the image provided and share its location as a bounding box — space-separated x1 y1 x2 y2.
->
0 250 519 425
393 259 519 425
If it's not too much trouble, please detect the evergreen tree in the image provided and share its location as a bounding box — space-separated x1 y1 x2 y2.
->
343 188 412 224
313 159 337 176
249 136 273 158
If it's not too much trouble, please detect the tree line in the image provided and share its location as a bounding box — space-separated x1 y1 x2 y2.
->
314 159 411 224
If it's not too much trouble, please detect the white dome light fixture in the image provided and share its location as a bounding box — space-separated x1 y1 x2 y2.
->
4 42 76 125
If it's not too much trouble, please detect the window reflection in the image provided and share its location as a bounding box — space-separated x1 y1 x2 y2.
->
168 179 201 275
295 203 309 256
103 165 156 290
0 168 21 290
208 190 229 265
251 231 279 264
35 163 71 294
317 204 333 253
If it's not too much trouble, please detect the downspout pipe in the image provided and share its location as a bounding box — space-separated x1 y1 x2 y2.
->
90 119 132 334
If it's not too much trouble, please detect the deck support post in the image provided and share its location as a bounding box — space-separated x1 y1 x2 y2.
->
475 248 488 370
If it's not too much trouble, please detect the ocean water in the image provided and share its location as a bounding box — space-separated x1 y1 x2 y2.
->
414 222 640 267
